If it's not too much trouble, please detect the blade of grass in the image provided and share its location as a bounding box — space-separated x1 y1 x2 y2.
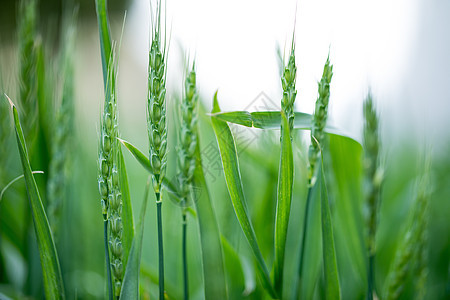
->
192 136 228 299
118 146 135 269
0 171 44 202
318 149 341 299
120 176 151 299
95 0 112 88
210 111 357 142
6 95 65 299
211 92 277 299
117 138 181 200
297 174 322 300
273 112 294 295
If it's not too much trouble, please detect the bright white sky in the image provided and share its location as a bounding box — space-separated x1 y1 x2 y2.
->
124 0 420 141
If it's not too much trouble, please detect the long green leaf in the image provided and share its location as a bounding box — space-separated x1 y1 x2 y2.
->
273 112 294 295
210 92 278 299
117 138 181 200
95 0 112 89
319 162 341 299
211 111 357 142
7 95 65 299
118 146 135 269
192 136 228 299
120 176 151 299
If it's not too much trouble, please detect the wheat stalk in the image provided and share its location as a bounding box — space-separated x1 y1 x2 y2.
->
177 63 198 300
98 47 124 298
308 56 333 185
363 91 382 300
147 1 167 298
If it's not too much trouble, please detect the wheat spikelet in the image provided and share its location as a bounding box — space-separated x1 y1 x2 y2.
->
308 56 333 185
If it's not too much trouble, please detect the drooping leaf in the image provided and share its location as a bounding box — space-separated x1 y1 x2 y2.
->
6 95 65 299
273 112 294 295
192 134 228 299
118 146 134 269
120 176 151 299
211 110 358 142
210 92 277 298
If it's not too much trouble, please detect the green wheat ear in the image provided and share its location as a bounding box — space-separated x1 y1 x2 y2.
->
47 11 77 238
17 0 38 141
147 17 168 195
363 91 383 300
308 56 333 185
385 158 431 300
177 62 198 300
178 63 198 203
281 41 297 136
98 47 124 297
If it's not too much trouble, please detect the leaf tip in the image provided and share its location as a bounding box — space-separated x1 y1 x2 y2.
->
4 93 15 109
212 90 221 114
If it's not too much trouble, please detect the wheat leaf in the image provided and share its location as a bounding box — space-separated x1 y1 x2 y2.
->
6 95 65 299
273 111 294 294
211 92 278 298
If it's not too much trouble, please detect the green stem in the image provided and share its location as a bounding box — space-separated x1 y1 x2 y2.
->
156 196 164 300
297 185 313 294
367 254 374 300
104 218 113 300
182 209 188 300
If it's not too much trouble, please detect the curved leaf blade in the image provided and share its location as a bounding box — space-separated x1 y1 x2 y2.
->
211 110 358 142
211 93 277 299
7 96 65 299
273 112 294 295
118 146 135 268
118 138 181 200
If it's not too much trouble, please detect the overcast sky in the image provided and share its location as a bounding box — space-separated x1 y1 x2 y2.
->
118 0 450 146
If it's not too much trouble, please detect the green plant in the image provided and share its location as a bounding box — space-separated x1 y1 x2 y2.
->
297 56 333 297
363 91 382 300
6 95 65 299
47 11 76 238
147 2 168 298
177 63 199 300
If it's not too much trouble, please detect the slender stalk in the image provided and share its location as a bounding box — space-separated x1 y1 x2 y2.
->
156 197 164 300
104 218 114 300
177 64 198 299
297 185 312 283
297 57 333 299
147 2 167 298
363 92 381 300
367 255 374 300
182 209 188 300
